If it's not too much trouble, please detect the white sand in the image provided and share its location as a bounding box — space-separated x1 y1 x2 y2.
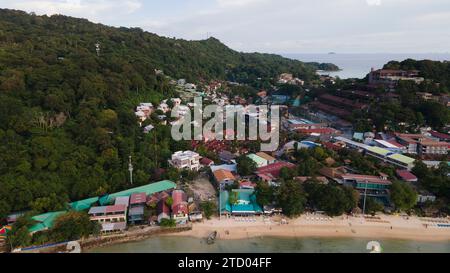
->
167 214 450 242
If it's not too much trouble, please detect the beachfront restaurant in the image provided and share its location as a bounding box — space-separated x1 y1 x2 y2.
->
220 189 263 216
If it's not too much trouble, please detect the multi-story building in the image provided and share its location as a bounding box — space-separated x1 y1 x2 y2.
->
395 133 449 156
168 151 201 171
128 193 146 224
340 174 392 199
88 205 127 224
368 69 424 87
171 190 189 225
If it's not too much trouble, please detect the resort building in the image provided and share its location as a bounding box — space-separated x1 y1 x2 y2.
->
429 131 450 142
256 161 297 185
100 222 127 234
213 169 236 186
373 139 406 154
128 193 146 224
157 199 171 223
98 180 177 206
255 152 277 165
396 170 418 183
395 133 449 156
171 190 189 225
135 103 154 124
114 196 130 208
247 153 269 168
88 205 127 224
334 136 416 170
220 189 263 216
368 69 424 87
168 151 201 171
340 174 392 200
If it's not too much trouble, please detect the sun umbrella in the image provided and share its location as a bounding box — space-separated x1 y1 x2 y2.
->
0 226 12 237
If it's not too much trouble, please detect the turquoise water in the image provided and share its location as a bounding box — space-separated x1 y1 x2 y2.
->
283 53 450 79
88 236 450 253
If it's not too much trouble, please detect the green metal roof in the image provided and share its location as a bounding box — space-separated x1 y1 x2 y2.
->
99 180 177 205
247 154 267 166
366 146 392 156
70 197 99 211
387 153 416 165
29 211 66 233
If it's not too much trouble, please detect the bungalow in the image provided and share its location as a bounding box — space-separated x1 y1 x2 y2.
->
213 169 236 186
171 190 189 224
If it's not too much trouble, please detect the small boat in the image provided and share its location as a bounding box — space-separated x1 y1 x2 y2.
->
207 231 217 245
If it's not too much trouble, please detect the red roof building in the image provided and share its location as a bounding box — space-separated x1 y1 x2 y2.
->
430 131 450 142
130 193 147 206
200 157 214 166
171 190 189 223
297 128 339 135
396 170 418 182
105 205 127 214
256 161 296 181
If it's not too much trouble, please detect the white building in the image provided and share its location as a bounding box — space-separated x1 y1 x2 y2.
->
169 151 201 171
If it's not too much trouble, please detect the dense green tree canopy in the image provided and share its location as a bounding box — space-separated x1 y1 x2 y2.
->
0 9 328 220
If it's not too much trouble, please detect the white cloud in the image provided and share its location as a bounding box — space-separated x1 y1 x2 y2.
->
366 0 382 6
3 0 142 22
1 0 449 53
216 0 270 8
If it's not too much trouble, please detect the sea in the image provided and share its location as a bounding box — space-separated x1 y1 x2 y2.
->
283 53 450 79
88 236 450 253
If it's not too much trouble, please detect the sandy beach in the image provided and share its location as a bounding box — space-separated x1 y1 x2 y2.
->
167 214 450 242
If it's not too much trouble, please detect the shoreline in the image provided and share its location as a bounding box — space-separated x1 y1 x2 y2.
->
163 214 450 243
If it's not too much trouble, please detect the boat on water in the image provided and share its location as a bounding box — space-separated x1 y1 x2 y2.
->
207 231 218 245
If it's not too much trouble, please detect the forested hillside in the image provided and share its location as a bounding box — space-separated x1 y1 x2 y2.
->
383 59 450 93
0 9 324 219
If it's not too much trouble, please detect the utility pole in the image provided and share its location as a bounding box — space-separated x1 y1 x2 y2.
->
128 156 134 185
362 180 369 216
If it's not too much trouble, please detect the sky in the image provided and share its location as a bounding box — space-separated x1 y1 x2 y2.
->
1 0 450 54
